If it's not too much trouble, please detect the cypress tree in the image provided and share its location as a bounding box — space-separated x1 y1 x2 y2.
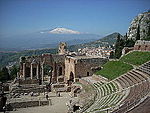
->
136 25 140 40
0 67 10 82
115 34 124 59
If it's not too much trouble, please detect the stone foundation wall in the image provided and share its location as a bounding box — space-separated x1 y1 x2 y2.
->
9 100 49 109
12 87 46 93
18 79 39 85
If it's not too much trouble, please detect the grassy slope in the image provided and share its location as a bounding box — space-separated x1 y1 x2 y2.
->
95 61 133 80
96 51 150 80
120 51 150 66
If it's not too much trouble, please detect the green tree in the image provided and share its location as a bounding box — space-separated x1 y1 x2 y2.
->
0 67 10 82
10 65 19 79
124 39 135 47
115 34 124 59
143 26 150 41
136 25 140 40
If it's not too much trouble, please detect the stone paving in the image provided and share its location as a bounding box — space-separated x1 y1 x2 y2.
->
8 92 73 113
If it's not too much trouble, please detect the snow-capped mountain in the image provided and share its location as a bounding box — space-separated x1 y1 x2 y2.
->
0 28 102 51
48 27 80 34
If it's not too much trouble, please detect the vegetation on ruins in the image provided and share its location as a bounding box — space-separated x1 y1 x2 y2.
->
0 65 19 82
120 51 150 66
0 67 10 82
95 61 133 80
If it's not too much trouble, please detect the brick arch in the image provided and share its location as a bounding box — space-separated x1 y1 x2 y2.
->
138 45 141 50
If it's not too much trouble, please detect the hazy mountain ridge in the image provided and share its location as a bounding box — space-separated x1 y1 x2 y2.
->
69 32 122 51
0 28 101 51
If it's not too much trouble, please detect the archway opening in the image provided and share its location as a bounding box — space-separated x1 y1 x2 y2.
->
25 67 30 77
33 68 36 77
43 64 53 83
87 72 90 76
138 45 141 50
59 67 62 76
70 72 74 82
44 64 53 76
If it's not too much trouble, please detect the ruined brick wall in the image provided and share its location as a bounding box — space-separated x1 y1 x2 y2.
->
75 58 108 78
65 57 76 81
75 60 93 78
134 40 150 51
122 47 134 56
65 56 108 82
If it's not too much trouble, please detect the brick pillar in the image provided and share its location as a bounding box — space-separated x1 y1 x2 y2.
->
23 63 26 80
30 63 33 79
52 63 57 83
41 64 44 85
36 64 39 79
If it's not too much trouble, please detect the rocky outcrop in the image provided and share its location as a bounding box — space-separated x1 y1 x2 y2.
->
127 11 150 40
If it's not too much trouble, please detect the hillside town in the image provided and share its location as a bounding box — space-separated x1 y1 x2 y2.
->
78 46 114 58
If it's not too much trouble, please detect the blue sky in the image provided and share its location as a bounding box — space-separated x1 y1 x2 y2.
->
0 0 149 37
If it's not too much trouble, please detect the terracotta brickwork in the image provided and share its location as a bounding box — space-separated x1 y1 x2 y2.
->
134 40 150 51
65 56 108 82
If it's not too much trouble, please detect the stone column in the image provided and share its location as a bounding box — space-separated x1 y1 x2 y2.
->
23 63 26 80
52 63 57 83
41 64 44 85
36 64 39 79
30 63 33 79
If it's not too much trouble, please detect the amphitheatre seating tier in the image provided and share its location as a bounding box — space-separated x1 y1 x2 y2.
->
127 97 150 113
114 81 150 113
89 92 125 112
93 81 119 97
86 81 124 112
137 61 150 75
132 70 149 79
128 70 147 82
116 77 130 88
84 61 150 113
127 73 141 83
112 61 150 113
123 74 136 86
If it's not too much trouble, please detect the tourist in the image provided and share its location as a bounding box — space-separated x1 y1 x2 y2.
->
46 94 48 100
58 92 60 97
